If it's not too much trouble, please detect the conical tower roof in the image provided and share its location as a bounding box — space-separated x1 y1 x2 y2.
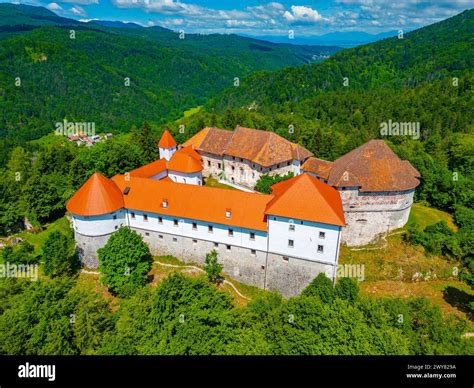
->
67 172 124 216
158 129 177 148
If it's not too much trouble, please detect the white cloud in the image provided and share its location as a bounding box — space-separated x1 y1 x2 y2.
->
71 5 86 16
46 2 63 11
60 0 99 4
283 6 329 23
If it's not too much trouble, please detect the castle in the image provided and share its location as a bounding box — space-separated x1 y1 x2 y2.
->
67 127 420 296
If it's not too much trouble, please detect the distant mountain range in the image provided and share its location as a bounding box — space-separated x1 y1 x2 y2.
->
244 30 402 48
0 3 340 162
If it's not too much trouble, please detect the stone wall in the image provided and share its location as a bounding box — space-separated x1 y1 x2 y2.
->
134 227 335 297
265 253 334 297
75 231 112 269
339 188 415 246
200 152 224 178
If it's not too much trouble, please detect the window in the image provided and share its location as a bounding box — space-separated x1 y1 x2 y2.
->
173 237 178 242
318 245 324 253
158 217 163 224
208 225 213 233
231 166 235 171
131 212 135 219
113 215 117 220
250 232 255 240
226 245 231 251
288 239 294 248
277 164 280 168
261 265 265 270
159 234 163 239
319 231 325 239
207 160 211 167
143 214 148 222
228 229 234 237
114 225 118 230
192 222 197 230
214 242 218 248
193 239 198 244
240 158 243 162
283 256 289 262
173 219 178 226
289 224 295 231
218 163 222 169
145 232 150 236
251 249 256 255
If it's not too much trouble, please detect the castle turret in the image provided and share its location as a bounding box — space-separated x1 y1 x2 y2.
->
158 130 177 161
66 172 126 268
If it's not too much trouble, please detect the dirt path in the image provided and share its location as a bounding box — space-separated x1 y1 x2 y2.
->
153 260 250 300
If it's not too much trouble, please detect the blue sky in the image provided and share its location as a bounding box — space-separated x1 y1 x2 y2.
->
5 0 474 36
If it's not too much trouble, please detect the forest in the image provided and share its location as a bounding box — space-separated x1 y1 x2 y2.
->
0 5 472 356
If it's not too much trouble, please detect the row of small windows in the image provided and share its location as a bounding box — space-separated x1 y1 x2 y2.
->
131 213 257 239
206 157 291 173
288 239 324 253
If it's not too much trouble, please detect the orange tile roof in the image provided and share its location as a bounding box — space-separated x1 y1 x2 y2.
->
301 157 334 180
67 172 124 216
129 158 168 178
167 151 203 173
183 126 312 166
265 174 345 227
327 140 420 192
112 175 273 231
176 145 202 161
183 127 233 155
158 129 177 148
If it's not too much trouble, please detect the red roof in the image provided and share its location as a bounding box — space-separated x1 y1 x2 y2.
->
327 140 420 191
167 152 203 173
158 130 177 148
129 158 168 178
67 173 124 216
112 175 272 231
265 174 345 226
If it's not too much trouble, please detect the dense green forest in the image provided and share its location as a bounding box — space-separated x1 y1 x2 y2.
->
0 4 339 166
0 5 472 356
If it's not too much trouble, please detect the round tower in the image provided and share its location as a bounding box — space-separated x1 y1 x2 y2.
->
66 172 126 268
158 129 177 161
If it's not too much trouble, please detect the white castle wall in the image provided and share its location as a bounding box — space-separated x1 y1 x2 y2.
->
168 170 202 185
71 207 339 296
72 210 127 236
126 209 268 251
159 146 176 161
267 216 342 264
339 188 415 246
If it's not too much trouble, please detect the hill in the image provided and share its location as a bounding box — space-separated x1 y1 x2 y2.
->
210 9 474 111
0 4 340 166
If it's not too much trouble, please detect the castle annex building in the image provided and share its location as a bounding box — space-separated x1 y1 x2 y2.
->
183 126 313 187
67 128 420 296
301 140 420 246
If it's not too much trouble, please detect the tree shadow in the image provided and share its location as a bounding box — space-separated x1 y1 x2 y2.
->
443 286 474 321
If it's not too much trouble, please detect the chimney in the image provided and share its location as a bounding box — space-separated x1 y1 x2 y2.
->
225 208 231 219
162 199 168 208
